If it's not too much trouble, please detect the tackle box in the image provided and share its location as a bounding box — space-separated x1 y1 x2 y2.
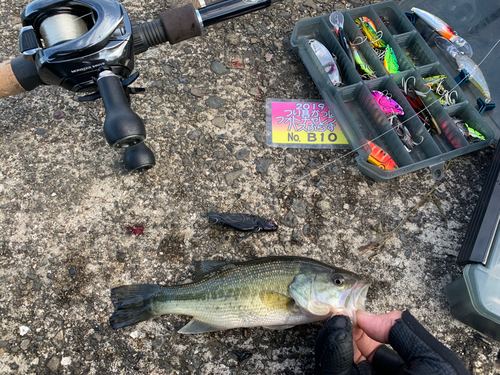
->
290 0 498 181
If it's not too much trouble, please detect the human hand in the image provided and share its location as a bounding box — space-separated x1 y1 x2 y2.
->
314 310 470 375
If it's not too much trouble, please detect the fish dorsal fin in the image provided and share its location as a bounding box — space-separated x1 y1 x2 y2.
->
178 319 224 334
259 291 296 312
193 261 234 279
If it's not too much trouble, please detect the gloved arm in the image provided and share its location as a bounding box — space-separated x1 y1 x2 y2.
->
315 310 471 375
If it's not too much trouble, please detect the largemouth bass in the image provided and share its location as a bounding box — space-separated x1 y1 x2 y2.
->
109 256 369 334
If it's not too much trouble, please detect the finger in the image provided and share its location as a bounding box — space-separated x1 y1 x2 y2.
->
353 327 382 362
352 342 366 364
356 310 402 344
315 315 354 375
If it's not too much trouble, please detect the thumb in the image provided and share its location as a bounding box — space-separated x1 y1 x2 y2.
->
356 311 402 344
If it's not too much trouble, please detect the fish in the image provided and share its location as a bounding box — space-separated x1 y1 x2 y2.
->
435 37 491 103
355 17 386 50
372 90 404 116
383 45 399 74
309 39 342 87
109 256 370 333
351 42 376 79
366 140 398 170
411 7 473 57
329 12 354 65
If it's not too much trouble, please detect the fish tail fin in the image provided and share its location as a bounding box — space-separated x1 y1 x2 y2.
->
109 284 161 329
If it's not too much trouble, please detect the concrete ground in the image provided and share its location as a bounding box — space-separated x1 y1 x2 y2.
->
1 0 499 374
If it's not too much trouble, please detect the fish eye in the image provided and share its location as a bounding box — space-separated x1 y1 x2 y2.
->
332 274 344 286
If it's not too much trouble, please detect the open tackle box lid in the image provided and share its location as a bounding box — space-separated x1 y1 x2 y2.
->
290 0 499 182
398 0 500 342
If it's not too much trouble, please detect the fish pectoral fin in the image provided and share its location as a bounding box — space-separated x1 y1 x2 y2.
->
259 291 296 312
178 319 225 334
263 324 296 330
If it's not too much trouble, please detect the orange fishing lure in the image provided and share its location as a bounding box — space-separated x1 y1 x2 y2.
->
366 140 398 170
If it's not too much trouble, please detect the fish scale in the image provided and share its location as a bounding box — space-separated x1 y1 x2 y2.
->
109 256 369 334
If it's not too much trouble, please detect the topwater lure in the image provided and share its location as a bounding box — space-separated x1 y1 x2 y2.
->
329 12 354 65
366 140 398 170
435 37 491 103
309 39 342 87
411 7 473 57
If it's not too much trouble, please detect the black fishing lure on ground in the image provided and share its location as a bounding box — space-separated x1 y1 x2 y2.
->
199 212 278 242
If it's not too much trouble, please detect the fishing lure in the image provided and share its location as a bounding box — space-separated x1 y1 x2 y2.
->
424 75 457 106
401 77 441 135
411 7 473 57
452 117 485 142
355 17 386 49
329 12 354 65
200 212 278 242
383 45 399 74
309 39 342 87
351 43 376 79
366 140 398 170
388 115 423 152
372 90 404 116
435 37 491 103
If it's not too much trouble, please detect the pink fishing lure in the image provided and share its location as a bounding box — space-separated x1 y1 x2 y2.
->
372 91 404 115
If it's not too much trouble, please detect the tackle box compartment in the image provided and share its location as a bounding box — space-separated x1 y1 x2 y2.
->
290 0 496 181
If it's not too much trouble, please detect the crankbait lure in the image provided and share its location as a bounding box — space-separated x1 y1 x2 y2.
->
351 43 376 79
199 212 278 242
309 39 342 87
383 45 399 74
355 17 386 49
372 90 404 116
411 7 473 57
329 12 354 65
435 37 491 103
366 140 398 170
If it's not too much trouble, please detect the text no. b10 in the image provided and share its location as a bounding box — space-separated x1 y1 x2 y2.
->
288 132 338 142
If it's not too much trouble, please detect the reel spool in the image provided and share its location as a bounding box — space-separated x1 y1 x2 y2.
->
39 13 89 48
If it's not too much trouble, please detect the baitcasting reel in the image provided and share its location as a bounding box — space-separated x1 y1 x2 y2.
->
19 0 152 171
9 0 278 171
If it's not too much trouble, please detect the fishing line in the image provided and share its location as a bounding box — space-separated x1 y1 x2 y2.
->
277 37 500 193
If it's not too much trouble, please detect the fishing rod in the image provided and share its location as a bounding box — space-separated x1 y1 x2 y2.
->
0 0 281 171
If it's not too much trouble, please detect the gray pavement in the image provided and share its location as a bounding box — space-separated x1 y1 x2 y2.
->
0 0 499 374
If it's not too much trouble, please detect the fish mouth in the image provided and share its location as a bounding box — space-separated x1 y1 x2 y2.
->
349 282 370 325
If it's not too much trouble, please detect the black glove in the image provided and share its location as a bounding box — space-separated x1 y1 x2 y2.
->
315 310 470 375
